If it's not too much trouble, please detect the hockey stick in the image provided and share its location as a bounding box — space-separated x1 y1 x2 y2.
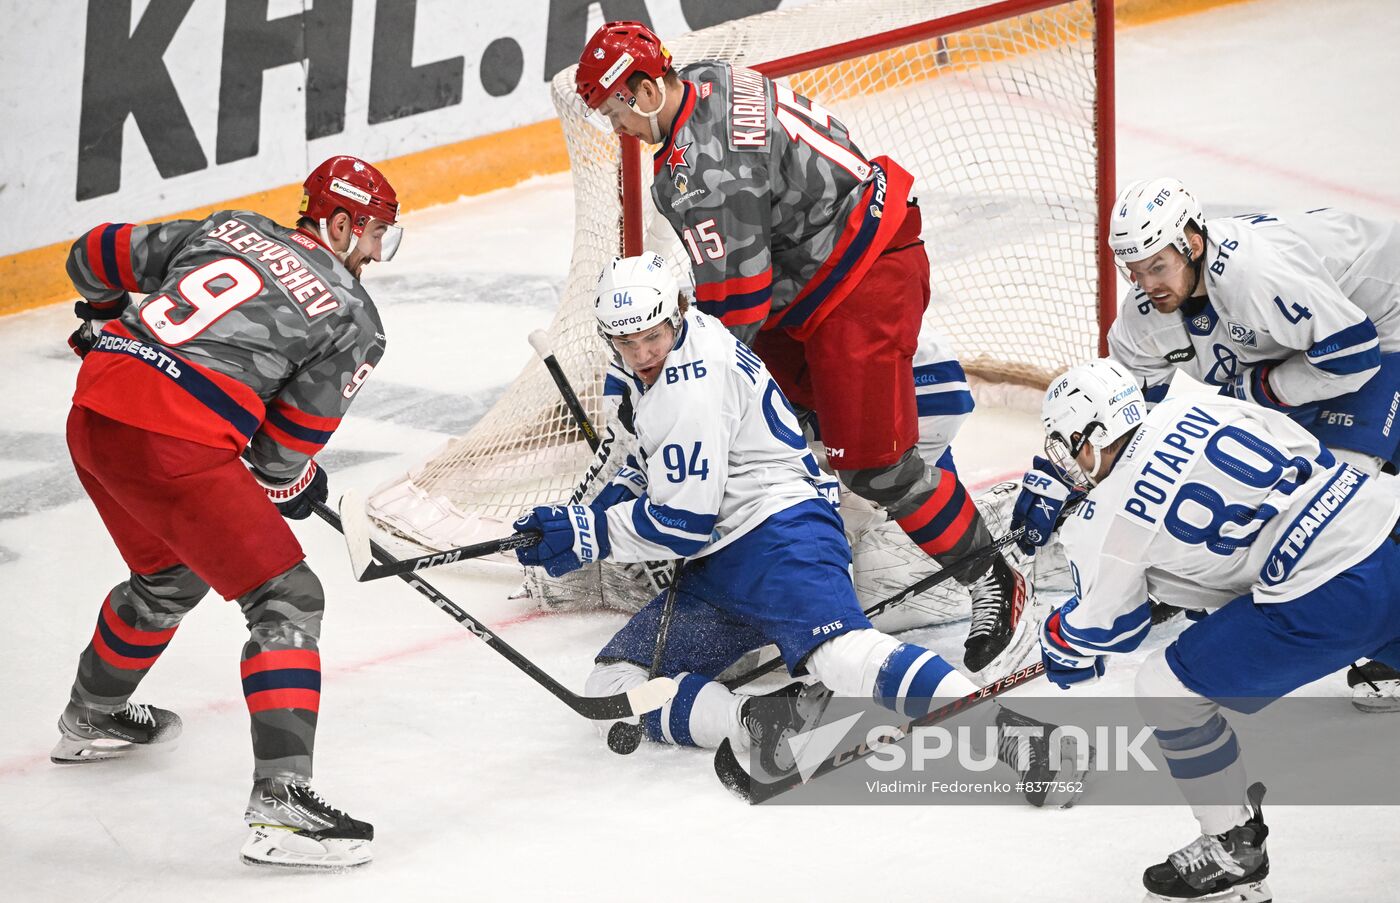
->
313 499 677 720
529 329 599 451
339 489 542 581
607 562 686 755
714 660 1047 803
719 524 1031 691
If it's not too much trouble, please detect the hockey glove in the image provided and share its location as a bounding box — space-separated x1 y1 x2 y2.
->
590 461 648 515
74 293 131 321
513 504 611 577
1040 600 1106 690
1010 456 1081 556
68 321 97 358
252 460 327 521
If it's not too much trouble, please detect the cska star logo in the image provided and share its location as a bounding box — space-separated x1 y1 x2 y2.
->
665 141 691 176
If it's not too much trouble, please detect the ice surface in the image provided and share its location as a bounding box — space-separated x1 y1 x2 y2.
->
3 1 1398 900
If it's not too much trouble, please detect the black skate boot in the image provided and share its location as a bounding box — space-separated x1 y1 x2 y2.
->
1143 783 1271 903
963 553 1026 672
994 705 1092 808
51 701 182 763
241 778 374 870
737 681 833 779
1347 660 1400 713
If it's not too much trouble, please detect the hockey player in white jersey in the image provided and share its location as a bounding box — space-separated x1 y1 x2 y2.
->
513 255 1081 803
1015 177 1400 709
1031 359 1400 902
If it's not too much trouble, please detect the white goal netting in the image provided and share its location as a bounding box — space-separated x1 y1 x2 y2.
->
369 0 1111 550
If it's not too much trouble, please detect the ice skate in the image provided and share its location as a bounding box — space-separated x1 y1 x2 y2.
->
241 778 374 870
994 705 1092 807
737 681 833 778
1347 660 1400 713
963 553 1027 672
51 701 182 764
1143 783 1270 903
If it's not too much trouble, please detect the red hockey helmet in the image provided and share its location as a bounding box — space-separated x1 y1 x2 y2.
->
300 156 402 262
575 21 672 111
301 156 399 230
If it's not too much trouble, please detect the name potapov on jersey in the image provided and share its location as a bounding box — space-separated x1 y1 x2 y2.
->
1124 406 1219 526
1260 465 1367 585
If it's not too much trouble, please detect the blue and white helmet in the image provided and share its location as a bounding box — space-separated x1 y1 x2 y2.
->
1042 359 1146 489
595 253 682 337
1108 177 1206 270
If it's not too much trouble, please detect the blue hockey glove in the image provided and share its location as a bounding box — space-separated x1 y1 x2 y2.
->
589 461 648 515
1040 600 1106 690
1010 456 1080 556
253 460 327 521
514 504 611 577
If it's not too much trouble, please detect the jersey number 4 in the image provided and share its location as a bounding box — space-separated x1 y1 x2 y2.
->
140 258 264 346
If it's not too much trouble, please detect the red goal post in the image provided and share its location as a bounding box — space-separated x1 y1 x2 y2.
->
366 0 1117 551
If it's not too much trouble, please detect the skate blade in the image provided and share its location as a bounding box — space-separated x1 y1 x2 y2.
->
1351 694 1400 713
240 826 372 871
50 735 178 764
1144 878 1271 903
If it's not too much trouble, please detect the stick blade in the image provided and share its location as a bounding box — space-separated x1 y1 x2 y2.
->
625 676 678 716
714 739 756 802
338 490 374 580
527 329 553 360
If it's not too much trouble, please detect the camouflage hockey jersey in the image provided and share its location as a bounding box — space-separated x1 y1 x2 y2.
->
1109 209 1400 406
66 212 385 481
652 62 916 345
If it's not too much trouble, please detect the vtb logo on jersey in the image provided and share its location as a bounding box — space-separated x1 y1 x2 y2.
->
1227 322 1258 347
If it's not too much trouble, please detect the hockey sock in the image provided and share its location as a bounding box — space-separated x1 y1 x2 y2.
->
70 568 206 711
893 468 992 567
873 641 978 717
642 672 741 749
71 590 181 711
239 563 324 780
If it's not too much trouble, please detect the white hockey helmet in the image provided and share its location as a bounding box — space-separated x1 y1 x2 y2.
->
1108 177 1206 271
595 253 683 337
1041 359 1146 489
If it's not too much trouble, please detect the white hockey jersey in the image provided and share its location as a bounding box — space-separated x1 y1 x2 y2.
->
1055 395 1400 657
1109 209 1400 405
600 310 835 563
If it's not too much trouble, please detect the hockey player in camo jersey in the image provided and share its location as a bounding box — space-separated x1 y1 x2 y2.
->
1033 359 1400 902
54 156 400 869
513 256 1084 805
574 22 1024 675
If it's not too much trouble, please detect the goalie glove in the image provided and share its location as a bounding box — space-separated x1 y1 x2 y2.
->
1009 456 1081 556
1040 598 1106 690
252 460 327 521
514 505 612 577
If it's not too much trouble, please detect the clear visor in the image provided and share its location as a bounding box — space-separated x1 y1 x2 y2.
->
1044 427 1097 492
354 219 404 262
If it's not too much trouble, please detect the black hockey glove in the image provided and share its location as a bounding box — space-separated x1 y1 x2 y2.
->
68 293 131 358
74 292 131 321
252 460 328 521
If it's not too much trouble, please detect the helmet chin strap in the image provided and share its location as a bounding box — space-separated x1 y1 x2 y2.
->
317 217 351 263
636 78 668 144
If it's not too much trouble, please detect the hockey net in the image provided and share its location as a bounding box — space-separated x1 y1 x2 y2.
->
368 0 1115 552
